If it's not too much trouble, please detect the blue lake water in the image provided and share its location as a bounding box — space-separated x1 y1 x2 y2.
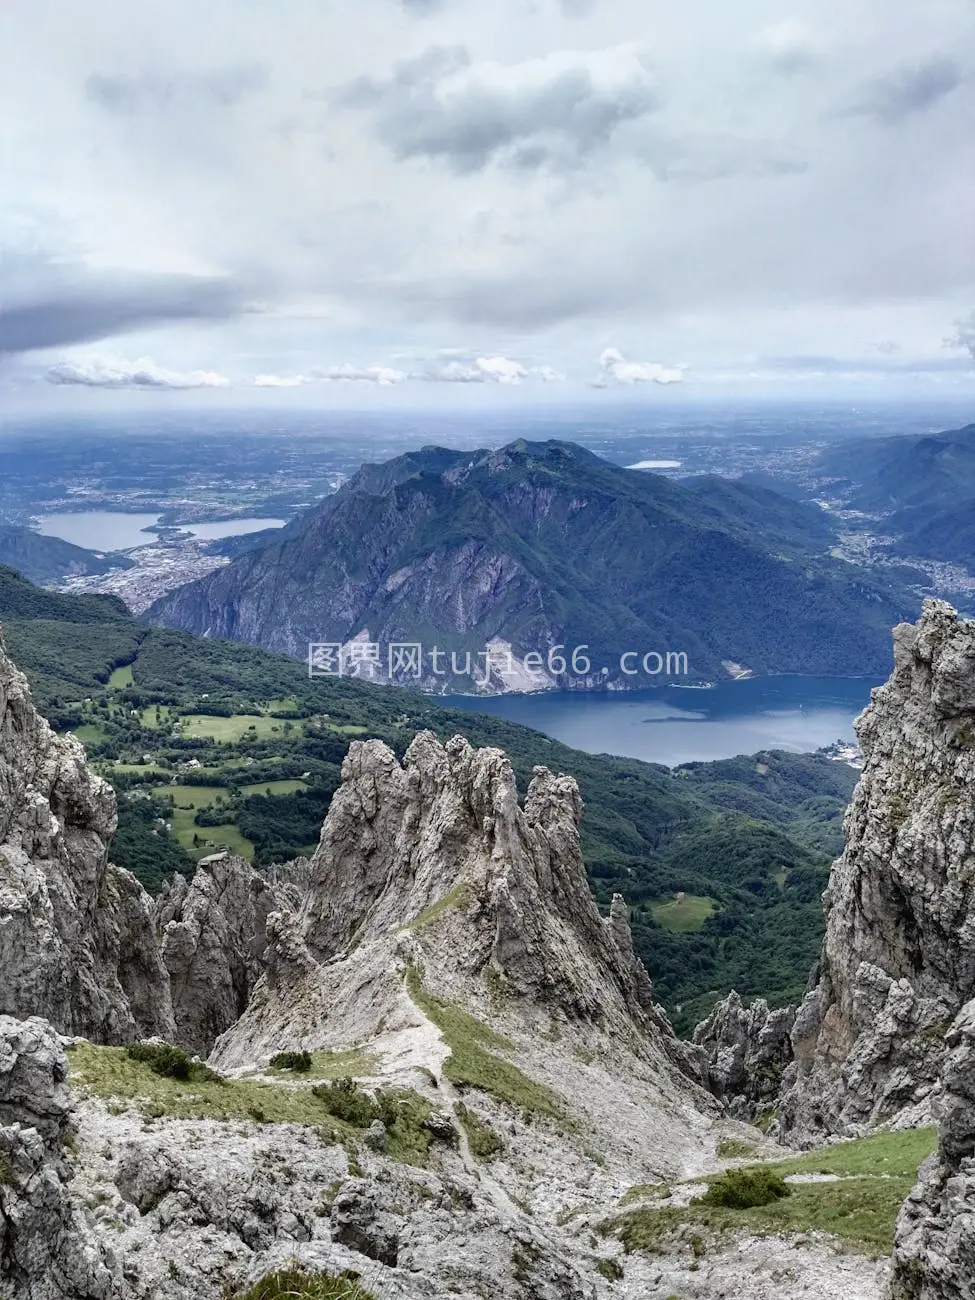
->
34 511 285 550
443 676 881 766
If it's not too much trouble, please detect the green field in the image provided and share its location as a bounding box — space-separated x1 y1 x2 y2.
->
651 894 718 932
180 714 291 743
107 663 134 689
73 723 110 745
241 779 309 797
161 784 226 810
152 784 254 860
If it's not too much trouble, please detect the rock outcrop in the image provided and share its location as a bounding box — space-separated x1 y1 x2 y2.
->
213 731 714 1178
890 999 975 1298
780 601 975 1141
0 1015 122 1299
154 852 310 1057
693 991 795 1120
0 632 174 1043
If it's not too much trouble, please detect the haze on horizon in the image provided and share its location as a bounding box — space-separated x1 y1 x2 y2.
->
2 0 974 411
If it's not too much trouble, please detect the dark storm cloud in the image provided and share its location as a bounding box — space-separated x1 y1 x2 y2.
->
846 55 964 124
336 44 661 172
0 270 250 355
85 63 268 114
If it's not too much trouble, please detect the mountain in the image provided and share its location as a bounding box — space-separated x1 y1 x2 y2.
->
0 525 132 584
890 498 975 569
145 439 918 685
817 422 975 515
0 566 857 1029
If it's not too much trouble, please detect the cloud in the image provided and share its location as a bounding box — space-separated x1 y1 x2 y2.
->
313 362 408 385
252 373 314 387
400 0 444 11
946 313 975 362
0 268 249 355
86 64 268 114
753 21 819 76
418 353 565 384
46 356 230 389
846 56 964 124
337 43 661 172
594 348 684 386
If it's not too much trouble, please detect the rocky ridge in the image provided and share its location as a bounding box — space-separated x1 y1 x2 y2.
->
0 631 172 1043
780 600 975 1142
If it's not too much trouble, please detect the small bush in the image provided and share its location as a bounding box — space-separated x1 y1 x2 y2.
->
234 1267 376 1299
595 1257 624 1282
126 1042 192 1080
126 1041 222 1084
717 1137 758 1159
312 1078 379 1127
698 1168 791 1209
269 1050 313 1073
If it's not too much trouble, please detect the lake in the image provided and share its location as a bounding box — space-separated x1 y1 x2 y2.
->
443 676 880 767
34 511 285 551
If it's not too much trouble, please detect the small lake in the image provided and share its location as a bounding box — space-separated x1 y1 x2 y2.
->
443 676 880 767
34 511 285 551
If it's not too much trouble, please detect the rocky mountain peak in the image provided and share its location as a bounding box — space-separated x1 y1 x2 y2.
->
780 599 975 1140
0 630 173 1043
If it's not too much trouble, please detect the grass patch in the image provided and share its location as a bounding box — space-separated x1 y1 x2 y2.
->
456 1102 503 1160
240 779 309 798
594 1258 624 1282
107 663 134 689
405 966 568 1123
761 1128 936 1179
408 884 472 932
606 1129 937 1258
180 714 286 743
717 1137 759 1159
0 1152 13 1186
72 723 109 745
70 1044 351 1127
650 894 717 932
126 1041 220 1084
233 1268 376 1300
312 1078 439 1166
262 1048 378 1082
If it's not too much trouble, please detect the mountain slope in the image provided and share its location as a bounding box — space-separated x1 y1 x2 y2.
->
0 525 131 583
1 568 858 1028
146 439 916 684
818 422 975 515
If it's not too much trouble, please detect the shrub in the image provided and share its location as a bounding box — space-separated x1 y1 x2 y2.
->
312 1078 379 1127
456 1102 503 1160
126 1042 192 1080
125 1041 222 1085
698 1167 791 1209
269 1050 313 1073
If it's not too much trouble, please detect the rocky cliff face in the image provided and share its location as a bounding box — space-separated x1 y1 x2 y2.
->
0 632 173 1044
154 852 310 1057
213 730 714 1178
0 1015 122 1299
780 601 975 1141
693 991 795 1121
890 998 975 1298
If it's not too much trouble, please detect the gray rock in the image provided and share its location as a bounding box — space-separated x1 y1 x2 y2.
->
330 1179 400 1265
0 1015 122 1299
154 853 303 1057
0 633 174 1043
780 601 975 1142
693 991 795 1119
890 998 975 1298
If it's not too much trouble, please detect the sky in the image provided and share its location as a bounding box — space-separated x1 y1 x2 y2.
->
2 0 975 409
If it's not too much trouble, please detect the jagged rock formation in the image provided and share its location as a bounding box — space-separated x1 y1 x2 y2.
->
0 1016 122 1299
890 999 975 1298
693 991 795 1120
0 632 173 1043
780 601 975 1141
213 731 714 1175
154 852 310 1057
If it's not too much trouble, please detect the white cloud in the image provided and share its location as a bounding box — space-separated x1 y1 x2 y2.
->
313 362 408 385
595 348 684 386
418 353 564 384
46 355 230 390
252 372 314 387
